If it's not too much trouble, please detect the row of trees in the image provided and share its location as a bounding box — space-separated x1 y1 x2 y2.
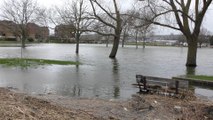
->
146 0 213 67
178 27 212 47
0 0 212 67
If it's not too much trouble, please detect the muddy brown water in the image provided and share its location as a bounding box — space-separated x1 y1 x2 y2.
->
0 44 212 100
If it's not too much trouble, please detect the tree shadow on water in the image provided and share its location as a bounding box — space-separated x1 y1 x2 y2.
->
111 58 120 98
186 67 196 76
111 58 120 74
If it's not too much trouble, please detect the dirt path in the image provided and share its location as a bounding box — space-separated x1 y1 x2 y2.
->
0 87 213 120
0 88 96 120
36 93 213 120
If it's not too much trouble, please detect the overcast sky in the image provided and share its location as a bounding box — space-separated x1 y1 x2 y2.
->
38 0 213 35
0 0 213 35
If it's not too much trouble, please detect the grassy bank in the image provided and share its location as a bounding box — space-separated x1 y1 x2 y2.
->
0 58 79 67
186 75 213 81
173 75 213 88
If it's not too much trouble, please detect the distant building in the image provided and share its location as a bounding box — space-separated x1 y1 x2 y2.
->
27 23 49 41
0 20 17 39
54 24 76 43
153 40 178 46
0 20 49 41
55 24 75 42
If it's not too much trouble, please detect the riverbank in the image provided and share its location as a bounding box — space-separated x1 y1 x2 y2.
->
186 75 213 81
173 76 213 87
1 87 212 120
0 88 96 119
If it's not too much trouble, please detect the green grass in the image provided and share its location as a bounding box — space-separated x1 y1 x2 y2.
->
186 75 213 81
0 58 80 68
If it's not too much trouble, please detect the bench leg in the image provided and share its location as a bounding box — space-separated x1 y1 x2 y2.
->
175 81 179 94
138 83 143 92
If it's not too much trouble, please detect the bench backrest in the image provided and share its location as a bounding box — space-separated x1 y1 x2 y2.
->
136 75 189 89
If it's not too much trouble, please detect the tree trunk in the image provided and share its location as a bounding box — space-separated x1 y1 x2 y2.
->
135 31 138 49
122 29 127 48
143 36 145 49
186 39 198 67
106 36 109 47
21 37 26 58
75 33 80 54
122 37 125 48
109 36 120 58
21 38 26 48
199 42 202 48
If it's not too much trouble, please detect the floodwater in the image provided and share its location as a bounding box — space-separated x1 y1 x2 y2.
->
0 44 212 100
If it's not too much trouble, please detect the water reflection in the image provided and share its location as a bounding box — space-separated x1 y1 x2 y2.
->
112 58 119 74
111 58 120 98
72 85 81 97
186 67 196 75
113 87 120 98
0 44 212 100
75 55 80 71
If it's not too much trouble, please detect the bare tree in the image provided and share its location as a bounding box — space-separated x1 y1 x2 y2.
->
0 0 40 48
134 26 152 49
177 34 187 46
120 13 133 48
127 9 153 49
103 26 113 47
89 0 122 58
121 25 129 48
55 0 92 54
198 27 211 48
137 0 213 67
210 36 213 46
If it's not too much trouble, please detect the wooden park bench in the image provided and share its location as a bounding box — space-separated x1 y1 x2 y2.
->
133 75 189 95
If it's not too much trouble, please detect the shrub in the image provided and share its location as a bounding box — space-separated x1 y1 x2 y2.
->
28 37 34 42
210 36 213 45
5 38 17 41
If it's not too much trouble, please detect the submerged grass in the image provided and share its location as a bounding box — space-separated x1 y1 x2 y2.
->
0 58 80 68
186 75 213 81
